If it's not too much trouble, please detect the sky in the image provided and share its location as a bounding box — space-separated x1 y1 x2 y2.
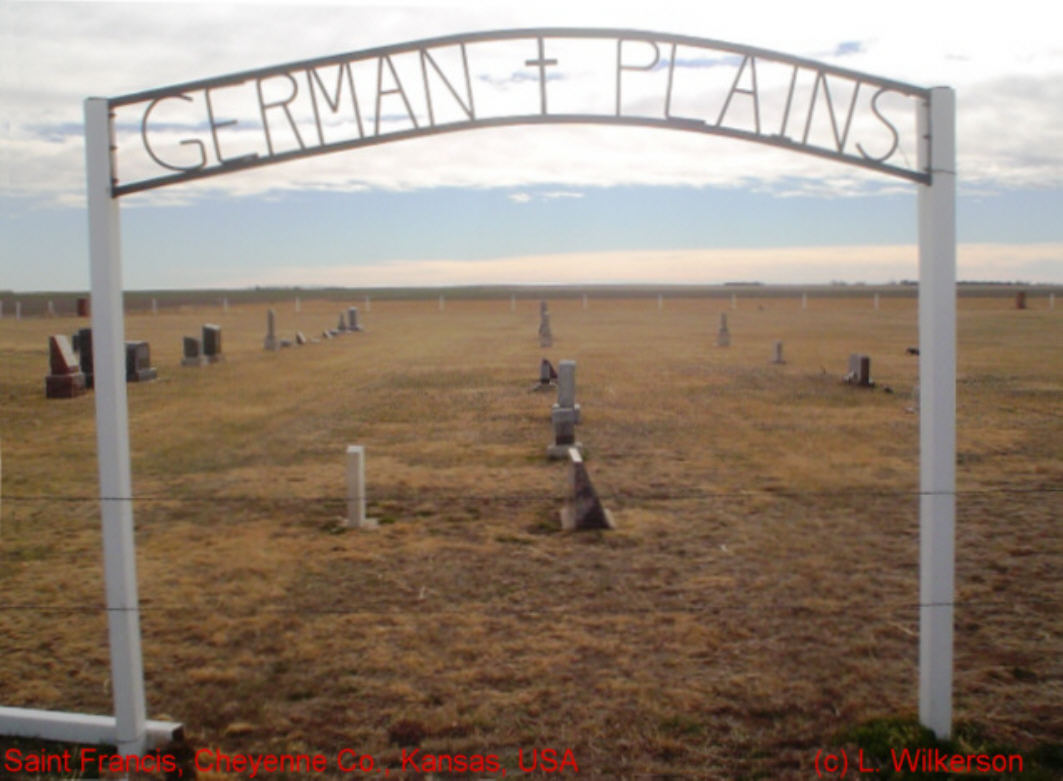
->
2 0 1062 291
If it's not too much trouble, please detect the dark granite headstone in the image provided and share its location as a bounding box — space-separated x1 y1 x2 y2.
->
1016 291 1027 309
76 297 90 317
182 336 206 367
45 334 86 398
125 341 157 382
74 327 94 388
337 313 348 333
539 358 558 387
202 324 222 362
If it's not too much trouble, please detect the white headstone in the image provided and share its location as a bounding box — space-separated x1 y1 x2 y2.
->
345 445 377 529
557 360 576 409
510 294 516 312
15 301 21 320
365 294 371 312
47 300 56 317
295 296 301 313
151 298 157 316
222 297 229 313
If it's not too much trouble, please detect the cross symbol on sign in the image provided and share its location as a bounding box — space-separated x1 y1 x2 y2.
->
525 37 558 114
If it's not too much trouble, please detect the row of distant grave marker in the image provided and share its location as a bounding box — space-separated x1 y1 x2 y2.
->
265 306 362 351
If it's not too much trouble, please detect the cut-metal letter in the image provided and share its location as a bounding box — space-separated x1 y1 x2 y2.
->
419 44 475 125
616 38 660 116
857 87 901 163
257 72 307 155
140 94 206 172
716 55 760 134
306 62 365 144
204 81 259 165
375 54 419 135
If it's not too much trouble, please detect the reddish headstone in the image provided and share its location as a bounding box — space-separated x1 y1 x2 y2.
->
76 297 90 317
45 335 86 398
1016 291 1027 309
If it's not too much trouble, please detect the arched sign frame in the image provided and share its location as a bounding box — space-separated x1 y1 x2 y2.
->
1 28 958 760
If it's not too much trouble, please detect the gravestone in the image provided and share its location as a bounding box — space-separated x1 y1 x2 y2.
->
439 295 445 312
771 340 785 364
538 301 553 348
295 331 307 346
534 358 558 391
731 293 737 310
151 298 157 316
547 360 582 459
279 338 293 348
45 335 87 398
15 301 21 320
801 292 808 310
222 297 229 313
322 329 333 340
336 313 348 333
264 309 278 350
1016 291 1027 310
73 327 94 388
347 307 362 332
46 300 56 317
716 313 730 347
510 294 516 312
202 324 223 362
657 294 663 311
582 293 588 310
181 336 206 367
845 353 873 387
365 294 371 312
77 297 90 317
125 341 157 382
294 296 301 313
560 449 615 531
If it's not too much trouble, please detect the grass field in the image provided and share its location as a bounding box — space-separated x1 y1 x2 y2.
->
1 292 1060 778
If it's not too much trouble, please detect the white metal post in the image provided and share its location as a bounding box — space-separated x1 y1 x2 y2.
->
346 445 376 529
85 97 148 756
917 86 956 740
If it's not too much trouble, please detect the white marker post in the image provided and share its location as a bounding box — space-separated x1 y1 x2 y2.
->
345 445 377 529
917 86 957 740
85 97 148 757
438 295 445 312
657 294 663 311
295 296 301 313
365 294 371 312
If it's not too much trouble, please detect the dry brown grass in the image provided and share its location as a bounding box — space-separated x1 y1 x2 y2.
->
1 293 1060 778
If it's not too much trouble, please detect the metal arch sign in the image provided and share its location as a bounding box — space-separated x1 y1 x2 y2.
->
106 28 932 195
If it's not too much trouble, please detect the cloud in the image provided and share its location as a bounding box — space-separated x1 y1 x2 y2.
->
231 242 1063 289
6 2 1063 209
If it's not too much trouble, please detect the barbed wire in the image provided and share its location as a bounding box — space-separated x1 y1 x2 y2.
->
0 595 1059 616
2 485 1060 503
